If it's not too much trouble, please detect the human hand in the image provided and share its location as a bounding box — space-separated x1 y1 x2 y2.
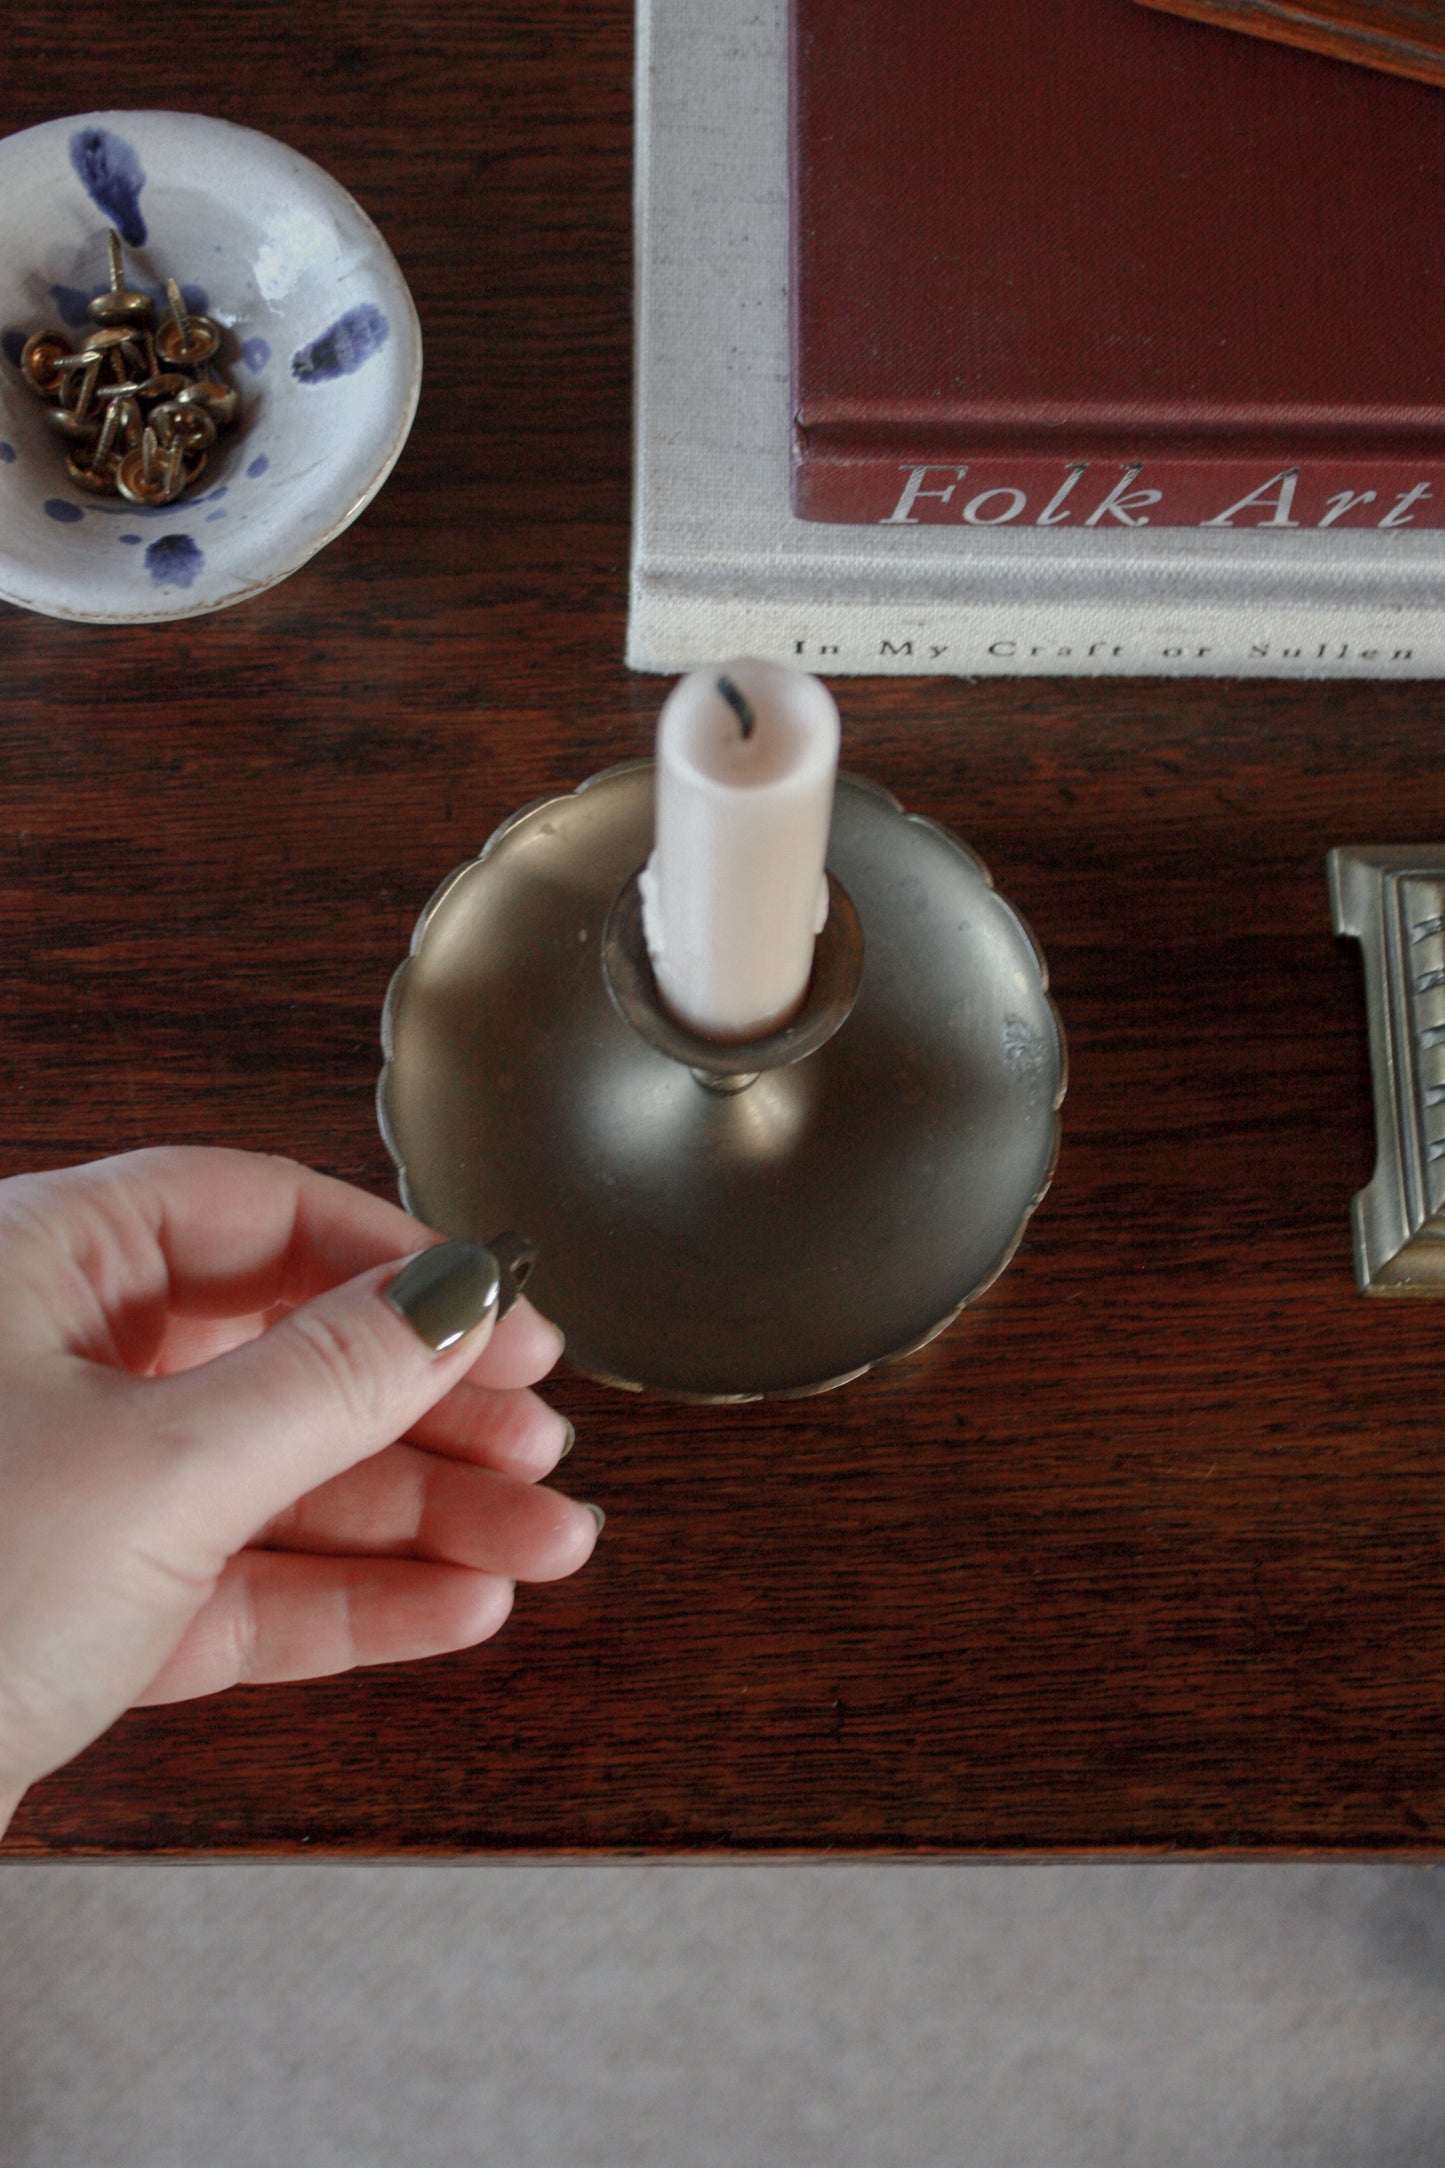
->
0 1147 598 1835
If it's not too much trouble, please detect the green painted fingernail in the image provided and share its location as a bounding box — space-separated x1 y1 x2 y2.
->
583 1502 605 1533
558 1419 576 1460
385 1241 500 1353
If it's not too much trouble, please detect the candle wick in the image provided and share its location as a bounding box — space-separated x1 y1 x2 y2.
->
716 675 755 741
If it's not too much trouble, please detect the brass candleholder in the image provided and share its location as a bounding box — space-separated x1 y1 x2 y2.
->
378 762 1065 1400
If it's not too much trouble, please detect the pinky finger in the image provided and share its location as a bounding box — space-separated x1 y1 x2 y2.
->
131 1550 515 1705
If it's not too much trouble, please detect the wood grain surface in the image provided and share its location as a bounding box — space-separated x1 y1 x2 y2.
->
3 0 1445 1857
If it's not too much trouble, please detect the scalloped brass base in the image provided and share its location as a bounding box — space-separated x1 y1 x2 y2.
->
379 764 1065 1399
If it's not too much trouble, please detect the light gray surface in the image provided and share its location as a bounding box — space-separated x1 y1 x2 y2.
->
1 1863 1442 2166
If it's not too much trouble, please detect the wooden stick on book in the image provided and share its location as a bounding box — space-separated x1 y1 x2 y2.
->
1133 0 1445 91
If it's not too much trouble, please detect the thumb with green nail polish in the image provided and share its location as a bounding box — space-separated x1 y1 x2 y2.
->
386 1239 501 1353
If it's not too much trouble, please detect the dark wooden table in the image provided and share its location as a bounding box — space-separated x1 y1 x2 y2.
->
3 0 1443 1858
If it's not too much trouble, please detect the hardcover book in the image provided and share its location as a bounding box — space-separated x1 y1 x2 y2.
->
791 0 1445 529
629 0 1445 677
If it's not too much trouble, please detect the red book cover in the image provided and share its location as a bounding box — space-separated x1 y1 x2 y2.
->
790 0 1445 528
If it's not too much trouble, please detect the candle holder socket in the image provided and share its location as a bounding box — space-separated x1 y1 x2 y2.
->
601 868 864 1091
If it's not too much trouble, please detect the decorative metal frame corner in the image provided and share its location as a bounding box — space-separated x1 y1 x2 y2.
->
1330 845 1445 1293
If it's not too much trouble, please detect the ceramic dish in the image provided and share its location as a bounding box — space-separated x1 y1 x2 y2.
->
0 110 422 622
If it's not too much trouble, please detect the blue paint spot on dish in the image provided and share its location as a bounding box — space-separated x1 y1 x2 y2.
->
1 330 25 368
204 485 228 501
49 285 94 329
240 337 271 374
291 304 388 385
246 454 270 479
205 510 227 523
44 498 85 524
68 128 147 247
0 442 15 464
145 534 203 588
118 532 142 545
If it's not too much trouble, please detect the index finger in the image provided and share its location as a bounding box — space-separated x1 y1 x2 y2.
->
0 1147 563 1386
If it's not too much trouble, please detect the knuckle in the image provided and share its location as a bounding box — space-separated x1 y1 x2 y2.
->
283 1303 387 1432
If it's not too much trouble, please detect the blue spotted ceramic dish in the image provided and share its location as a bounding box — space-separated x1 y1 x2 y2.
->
0 111 421 622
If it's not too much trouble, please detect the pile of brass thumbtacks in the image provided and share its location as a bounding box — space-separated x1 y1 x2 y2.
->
19 230 240 505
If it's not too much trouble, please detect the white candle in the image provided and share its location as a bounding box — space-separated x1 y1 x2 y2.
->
638 657 840 1040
